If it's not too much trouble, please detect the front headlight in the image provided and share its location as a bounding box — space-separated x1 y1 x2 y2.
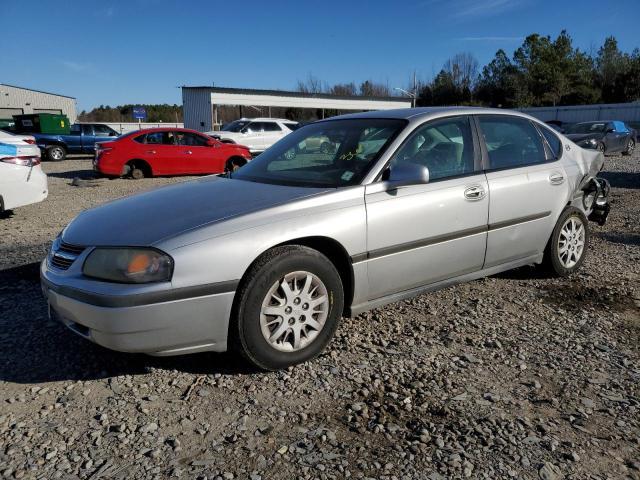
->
83 248 173 283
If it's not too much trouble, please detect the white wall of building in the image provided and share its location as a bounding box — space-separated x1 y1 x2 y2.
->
0 84 77 123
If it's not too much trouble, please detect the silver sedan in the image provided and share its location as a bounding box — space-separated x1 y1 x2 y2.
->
41 108 610 370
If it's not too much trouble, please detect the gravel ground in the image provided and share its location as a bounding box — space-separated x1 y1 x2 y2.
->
0 154 639 480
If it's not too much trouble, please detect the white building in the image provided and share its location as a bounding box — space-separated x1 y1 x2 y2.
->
0 84 77 123
182 86 411 132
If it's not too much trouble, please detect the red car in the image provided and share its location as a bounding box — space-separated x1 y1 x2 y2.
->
94 128 252 179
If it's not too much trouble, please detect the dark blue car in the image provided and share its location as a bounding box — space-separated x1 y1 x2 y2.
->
565 120 635 155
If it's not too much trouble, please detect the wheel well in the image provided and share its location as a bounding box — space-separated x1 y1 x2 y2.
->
226 156 248 167
275 236 354 316
45 142 66 151
126 159 152 176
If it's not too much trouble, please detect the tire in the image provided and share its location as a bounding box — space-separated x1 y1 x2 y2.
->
542 207 589 277
622 138 635 156
230 245 344 370
597 142 605 154
225 157 247 173
46 145 66 161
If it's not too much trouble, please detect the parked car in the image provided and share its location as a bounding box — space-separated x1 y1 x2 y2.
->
94 127 252 179
623 122 639 143
206 118 299 153
15 123 121 161
565 121 635 155
0 141 47 214
0 129 37 146
41 108 609 370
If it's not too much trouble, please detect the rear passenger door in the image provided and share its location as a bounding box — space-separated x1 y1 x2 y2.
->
365 116 488 300
476 115 569 268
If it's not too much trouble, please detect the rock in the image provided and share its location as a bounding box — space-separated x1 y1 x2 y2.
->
538 462 563 480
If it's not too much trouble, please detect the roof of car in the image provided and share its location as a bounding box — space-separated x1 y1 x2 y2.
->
125 127 204 135
235 118 298 123
325 107 532 122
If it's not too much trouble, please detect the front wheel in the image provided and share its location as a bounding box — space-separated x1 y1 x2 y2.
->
622 138 635 156
230 245 344 370
543 207 589 277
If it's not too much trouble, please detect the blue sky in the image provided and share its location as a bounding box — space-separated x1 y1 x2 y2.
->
2 0 638 111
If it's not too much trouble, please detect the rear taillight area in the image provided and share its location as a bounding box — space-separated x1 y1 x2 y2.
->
22 138 36 145
1 156 41 167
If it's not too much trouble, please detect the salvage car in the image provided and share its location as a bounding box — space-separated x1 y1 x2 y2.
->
41 108 610 370
94 128 252 178
565 120 635 155
0 141 48 214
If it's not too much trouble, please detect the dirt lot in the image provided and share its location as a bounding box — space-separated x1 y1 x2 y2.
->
1 154 639 480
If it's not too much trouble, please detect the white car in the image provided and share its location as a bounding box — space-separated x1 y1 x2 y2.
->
206 118 299 153
0 129 37 146
0 139 48 214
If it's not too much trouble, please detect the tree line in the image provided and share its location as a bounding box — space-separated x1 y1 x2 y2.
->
298 32 640 109
78 104 183 123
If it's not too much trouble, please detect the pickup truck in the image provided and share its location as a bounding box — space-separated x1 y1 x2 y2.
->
34 124 120 161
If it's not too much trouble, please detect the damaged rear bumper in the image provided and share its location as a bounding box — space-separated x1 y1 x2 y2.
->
584 177 610 226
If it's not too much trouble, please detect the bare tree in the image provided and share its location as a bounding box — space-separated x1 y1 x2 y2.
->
443 52 479 92
296 74 326 94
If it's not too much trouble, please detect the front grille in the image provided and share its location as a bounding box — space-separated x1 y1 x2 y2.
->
50 241 86 271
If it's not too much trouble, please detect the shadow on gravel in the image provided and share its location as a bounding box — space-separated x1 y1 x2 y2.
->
46 169 100 180
599 171 640 189
491 264 553 280
596 231 640 247
0 262 256 385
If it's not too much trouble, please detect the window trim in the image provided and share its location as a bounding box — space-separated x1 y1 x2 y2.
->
474 114 559 173
375 114 482 184
533 122 563 161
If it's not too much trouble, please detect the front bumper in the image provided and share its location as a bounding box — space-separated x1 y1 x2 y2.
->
40 260 236 356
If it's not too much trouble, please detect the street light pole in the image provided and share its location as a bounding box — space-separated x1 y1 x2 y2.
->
393 87 416 108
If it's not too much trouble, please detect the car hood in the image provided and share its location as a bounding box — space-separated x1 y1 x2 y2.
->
566 133 603 142
62 176 330 247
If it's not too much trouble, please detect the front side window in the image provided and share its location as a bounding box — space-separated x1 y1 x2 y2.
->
246 122 265 133
391 116 475 181
478 116 546 169
177 132 208 146
566 122 606 134
262 122 282 132
232 119 406 187
94 125 114 136
221 120 250 132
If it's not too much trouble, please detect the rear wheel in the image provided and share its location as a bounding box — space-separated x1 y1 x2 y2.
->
542 207 589 277
623 138 635 155
46 145 66 161
230 245 344 370
126 160 151 179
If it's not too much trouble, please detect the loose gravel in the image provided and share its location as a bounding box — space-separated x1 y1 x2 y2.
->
0 153 639 480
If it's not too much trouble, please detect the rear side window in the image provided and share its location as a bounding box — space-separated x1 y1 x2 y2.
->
246 122 264 133
70 125 81 135
539 126 562 160
478 116 546 169
392 116 475 181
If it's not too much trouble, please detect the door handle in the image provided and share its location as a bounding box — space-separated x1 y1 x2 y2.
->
464 185 486 201
184 150 193 155
549 172 565 185
146 150 156 154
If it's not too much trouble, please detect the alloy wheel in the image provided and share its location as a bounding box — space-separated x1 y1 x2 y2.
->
628 139 635 154
557 216 585 269
259 271 329 352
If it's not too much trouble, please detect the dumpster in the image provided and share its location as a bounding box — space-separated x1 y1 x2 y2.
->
13 113 70 135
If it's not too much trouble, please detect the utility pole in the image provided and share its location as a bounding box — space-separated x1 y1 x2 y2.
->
413 71 417 108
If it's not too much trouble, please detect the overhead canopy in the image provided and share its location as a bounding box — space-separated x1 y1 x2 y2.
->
184 86 411 110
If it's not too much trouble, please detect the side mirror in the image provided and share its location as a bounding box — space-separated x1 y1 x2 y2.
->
605 127 615 134
206 138 216 146
109 131 118 136
388 163 430 186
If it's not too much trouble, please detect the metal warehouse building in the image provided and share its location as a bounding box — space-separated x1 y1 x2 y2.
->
182 86 411 132
0 84 77 124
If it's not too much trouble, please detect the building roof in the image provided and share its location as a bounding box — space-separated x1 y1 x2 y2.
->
182 85 407 104
0 83 76 99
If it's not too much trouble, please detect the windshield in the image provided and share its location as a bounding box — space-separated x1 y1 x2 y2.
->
232 118 407 187
221 120 250 132
567 122 606 134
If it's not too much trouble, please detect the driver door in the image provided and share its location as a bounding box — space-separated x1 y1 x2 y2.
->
364 116 488 300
